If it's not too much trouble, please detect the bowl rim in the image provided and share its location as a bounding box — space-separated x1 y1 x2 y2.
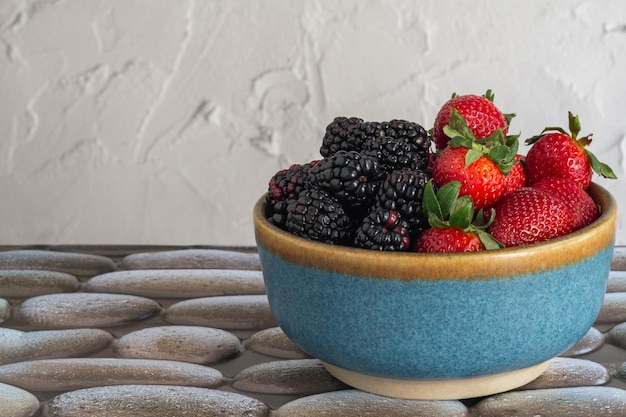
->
253 182 617 280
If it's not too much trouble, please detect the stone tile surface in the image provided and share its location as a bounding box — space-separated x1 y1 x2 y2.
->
12 293 162 329
273 389 469 416
0 270 80 298
84 269 265 298
112 325 243 364
0 245 625 416
470 386 626 416
121 249 261 271
0 328 113 365
0 358 223 391
0 250 115 277
0 382 40 417
42 385 271 417
244 327 311 359
163 294 277 329
232 359 348 395
517 357 609 390
0 298 9 323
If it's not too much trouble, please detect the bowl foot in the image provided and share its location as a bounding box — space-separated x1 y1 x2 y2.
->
323 359 552 400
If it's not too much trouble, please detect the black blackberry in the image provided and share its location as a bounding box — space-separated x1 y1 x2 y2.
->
307 150 384 209
374 168 431 238
361 136 430 172
320 117 364 157
320 118 431 159
266 161 318 221
354 209 411 251
284 189 353 244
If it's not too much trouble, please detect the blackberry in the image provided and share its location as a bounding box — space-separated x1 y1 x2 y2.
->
307 150 384 209
374 168 431 238
284 189 353 244
320 118 431 159
361 136 430 172
320 117 364 157
266 161 318 222
354 209 411 251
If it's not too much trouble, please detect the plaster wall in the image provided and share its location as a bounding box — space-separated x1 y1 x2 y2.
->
1 0 624 245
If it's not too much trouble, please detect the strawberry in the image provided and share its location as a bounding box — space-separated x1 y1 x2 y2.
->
432 110 519 210
432 90 513 151
525 112 616 189
488 187 576 247
415 180 501 252
532 177 599 231
503 154 526 194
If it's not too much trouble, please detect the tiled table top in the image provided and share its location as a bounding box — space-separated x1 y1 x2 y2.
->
1 245 626 416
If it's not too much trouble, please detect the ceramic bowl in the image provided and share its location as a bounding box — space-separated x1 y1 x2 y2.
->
253 182 617 400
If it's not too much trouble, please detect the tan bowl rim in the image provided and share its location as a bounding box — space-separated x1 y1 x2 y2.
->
253 182 618 280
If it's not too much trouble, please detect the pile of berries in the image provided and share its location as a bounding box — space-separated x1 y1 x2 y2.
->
264 90 617 252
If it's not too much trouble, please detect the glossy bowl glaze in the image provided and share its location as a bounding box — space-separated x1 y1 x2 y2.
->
253 183 617 399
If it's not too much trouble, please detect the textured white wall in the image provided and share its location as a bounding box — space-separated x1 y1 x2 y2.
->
1 0 624 246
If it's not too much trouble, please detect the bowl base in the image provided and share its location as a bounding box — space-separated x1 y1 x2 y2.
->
323 359 552 400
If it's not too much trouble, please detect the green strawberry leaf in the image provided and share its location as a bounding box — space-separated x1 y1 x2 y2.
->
436 180 462 218
585 149 618 179
449 195 474 229
427 212 448 229
465 149 484 166
476 229 504 250
483 89 495 102
422 180 443 222
568 111 581 140
503 112 516 126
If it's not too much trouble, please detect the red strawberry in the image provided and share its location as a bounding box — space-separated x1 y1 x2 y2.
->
433 146 506 210
432 110 519 210
532 177 599 231
415 180 501 253
488 187 576 247
503 154 526 194
433 90 513 151
525 112 616 189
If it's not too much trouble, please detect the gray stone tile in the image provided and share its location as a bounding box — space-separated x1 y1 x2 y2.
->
244 327 311 359
607 271 626 293
0 298 9 323
0 328 113 365
0 270 80 298
232 359 347 395
273 389 469 416
112 325 243 364
517 357 609 390
12 293 162 329
612 246 626 271
0 250 115 277
611 362 626 383
606 322 626 349
596 292 626 324
42 385 270 417
163 295 277 330
471 386 626 416
0 358 223 391
0 382 40 417
84 269 265 298
120 249 261 271
560 327 605 357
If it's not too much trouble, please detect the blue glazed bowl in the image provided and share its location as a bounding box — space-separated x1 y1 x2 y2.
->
253 183 617 399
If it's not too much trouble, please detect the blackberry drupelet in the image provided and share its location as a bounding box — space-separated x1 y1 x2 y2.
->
320 117 364 157
374 168 431 238
361 136 430 172
284 189 353 244
353 209 411 251
307 150 384 209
